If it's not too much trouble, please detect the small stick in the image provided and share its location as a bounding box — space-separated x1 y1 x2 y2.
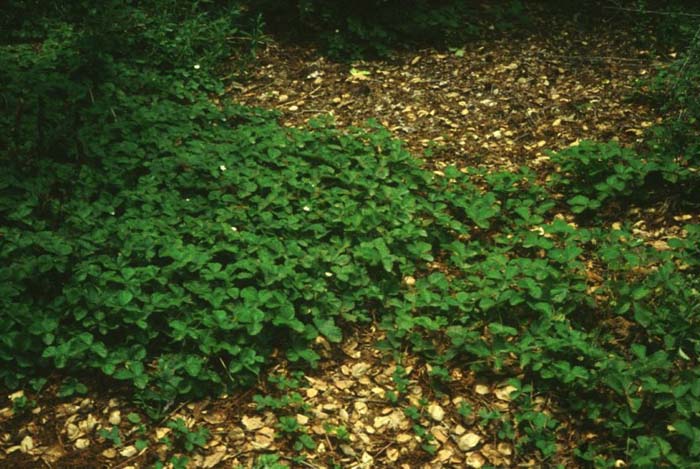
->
603 6 700 18
373 441 394 458
284 85 323 107
536 52 656 64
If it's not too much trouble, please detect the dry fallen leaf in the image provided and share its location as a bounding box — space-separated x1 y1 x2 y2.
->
74 438 90 450
457 432 481 451
494 385 517 401
202 445 227 468
428 403 445 422
119 445 138 458
252 427 275 449
430 426 449 443
497 442 512 456
66 423 81 441
202 411 226 425
475 384 490 395
340 444 356 457
466 451 486 468
108 410 121 426
386 447 400 461
39 444 65 464
79 414 99 433
373 415 391 428
19 436 34 453
242 415 264 431
351 362 371 378
435 447 454 462
651 240 670 251
102 448 117 459
154 427 170 440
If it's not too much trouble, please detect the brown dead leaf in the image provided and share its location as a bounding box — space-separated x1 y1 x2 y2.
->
102 448 117 459
242 415 265 431
19 436 33 453
494 385 517 401
74 438 90 450
466 451 486 468
428 403 445 422
202 411 227 425
108 410 121 426
474 384 490 395
252 427 275 450
350 362 371 378
65 423 81 441
457 433 481 451
435 448 454 462
202 445 227 468
119 445 138 458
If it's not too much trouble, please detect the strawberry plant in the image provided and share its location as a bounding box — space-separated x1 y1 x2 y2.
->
2 2 700 467
547 140 652 213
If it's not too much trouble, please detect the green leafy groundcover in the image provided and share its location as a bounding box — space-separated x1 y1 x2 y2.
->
3 107 700 465
1 6 700 467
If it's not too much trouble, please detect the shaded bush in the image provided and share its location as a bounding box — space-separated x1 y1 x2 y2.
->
251 0 483 59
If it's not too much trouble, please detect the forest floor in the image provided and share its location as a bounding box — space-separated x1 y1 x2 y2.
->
0 11 684 469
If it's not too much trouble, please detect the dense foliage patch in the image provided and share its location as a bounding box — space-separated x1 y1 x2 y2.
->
1 1 700 466
251 0 532 59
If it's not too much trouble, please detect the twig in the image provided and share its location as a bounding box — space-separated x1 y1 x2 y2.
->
324 430 335 452
513 132 532 143
219 357 236 386
335 395 387 405
536 52 655 64
112 449 147 469
156 399 190 426
373 441 394 459
285 85 323 106
603 6 700 18
279 455 323 468
673 25 700 91
299 109 332 114
230 448 256 460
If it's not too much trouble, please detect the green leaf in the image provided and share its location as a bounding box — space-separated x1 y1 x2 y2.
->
135 439 148 451
489 323 518 336
297 433 316 450
632 287 650 301
118 291 134 306
184 356 203 377
313 318 343 343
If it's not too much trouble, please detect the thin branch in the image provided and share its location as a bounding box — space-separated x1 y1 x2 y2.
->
603 6 700 18
284 85 323 107
674 25 700 88
536 52 656 64
279 455 323 468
